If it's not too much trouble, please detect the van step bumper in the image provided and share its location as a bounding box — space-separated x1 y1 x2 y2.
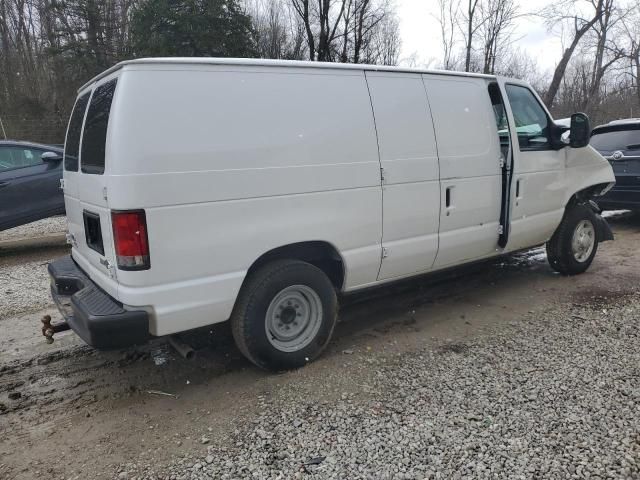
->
48 256 149 349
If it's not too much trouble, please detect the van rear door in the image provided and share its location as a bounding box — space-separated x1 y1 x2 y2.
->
63 77 119 296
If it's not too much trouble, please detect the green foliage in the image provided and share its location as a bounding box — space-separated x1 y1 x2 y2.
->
131 0 258 58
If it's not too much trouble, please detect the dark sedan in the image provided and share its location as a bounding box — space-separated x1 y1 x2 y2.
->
0 140 65 231
590 119 640 211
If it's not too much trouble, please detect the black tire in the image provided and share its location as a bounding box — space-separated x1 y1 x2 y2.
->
230 259 338 371
546 204 599 275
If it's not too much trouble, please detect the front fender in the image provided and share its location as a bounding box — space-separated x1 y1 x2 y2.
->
564 145 615 206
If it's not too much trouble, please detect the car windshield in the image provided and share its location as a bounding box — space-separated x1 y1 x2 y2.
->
590 128 640 152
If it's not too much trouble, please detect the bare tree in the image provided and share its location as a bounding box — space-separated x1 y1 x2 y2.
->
359 5 400 65
618 2 640 109
290 0 348 61
249 0 307 59
581 0 625 110
290 0 316 59
542 0 606 107
461 0 482 72
289 0 399 64
479 0 518 74
434 0 459 69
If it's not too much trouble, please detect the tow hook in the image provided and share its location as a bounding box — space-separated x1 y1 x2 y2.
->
41 314 70 344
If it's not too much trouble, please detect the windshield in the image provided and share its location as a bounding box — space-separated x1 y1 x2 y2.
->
590 128 640 153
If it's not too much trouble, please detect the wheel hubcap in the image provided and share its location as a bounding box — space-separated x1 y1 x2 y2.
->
571 220 595 262
265 285 323 352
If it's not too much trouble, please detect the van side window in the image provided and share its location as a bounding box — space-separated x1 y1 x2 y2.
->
81 79 117 174
64 93 90 171
505 84 550 151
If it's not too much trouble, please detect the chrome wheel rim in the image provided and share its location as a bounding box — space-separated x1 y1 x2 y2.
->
265 285 323 352
571 220 595 262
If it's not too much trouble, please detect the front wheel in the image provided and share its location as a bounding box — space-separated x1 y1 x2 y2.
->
546 204 599 275
230 260 338 371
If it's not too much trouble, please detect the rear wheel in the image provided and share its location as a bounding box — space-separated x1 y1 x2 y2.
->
230 260 338 371
546 204 599 275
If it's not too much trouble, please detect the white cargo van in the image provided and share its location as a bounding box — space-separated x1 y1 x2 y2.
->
48 58 615 370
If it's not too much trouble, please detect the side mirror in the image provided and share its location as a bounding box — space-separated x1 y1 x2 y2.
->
569 113 591 148
42 151 63 163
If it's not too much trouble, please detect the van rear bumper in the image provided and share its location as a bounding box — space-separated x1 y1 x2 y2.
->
48 256 149 349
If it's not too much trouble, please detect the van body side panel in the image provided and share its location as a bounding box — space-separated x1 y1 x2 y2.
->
423 75 502 268
107 67 382 335
365 72 441 280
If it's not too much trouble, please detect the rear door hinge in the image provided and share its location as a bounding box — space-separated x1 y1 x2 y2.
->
102 186 108 201
499 156 505 169
59 178 65 191
498 225 504 235
382 246 389 259
380 167 386 184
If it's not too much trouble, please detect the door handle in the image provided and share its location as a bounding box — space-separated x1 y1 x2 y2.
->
445 186 454 215
515 179 523 206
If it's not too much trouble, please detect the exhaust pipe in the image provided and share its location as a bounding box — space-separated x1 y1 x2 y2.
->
168 335 195 360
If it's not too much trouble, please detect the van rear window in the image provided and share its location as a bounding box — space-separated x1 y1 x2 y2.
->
64 93 90 171
81 79 117 174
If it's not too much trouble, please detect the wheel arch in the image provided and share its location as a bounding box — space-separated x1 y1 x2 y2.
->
559 184 614 242
565 182 613 209
244 241 346 292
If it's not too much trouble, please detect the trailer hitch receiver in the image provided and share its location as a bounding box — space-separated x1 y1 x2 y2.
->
41 314 70 344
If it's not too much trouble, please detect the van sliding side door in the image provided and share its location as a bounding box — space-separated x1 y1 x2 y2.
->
424 75 503 269
365 71 441 281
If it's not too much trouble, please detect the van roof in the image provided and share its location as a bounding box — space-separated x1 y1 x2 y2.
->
79 57 498 92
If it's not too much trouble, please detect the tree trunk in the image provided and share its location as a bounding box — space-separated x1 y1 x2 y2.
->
463 0 480 72
291 0 315 60
86 0 106 69
543 0 605 107
353 0 370 63
636 53 640 109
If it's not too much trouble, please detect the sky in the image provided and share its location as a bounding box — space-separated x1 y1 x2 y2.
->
395 0 563 74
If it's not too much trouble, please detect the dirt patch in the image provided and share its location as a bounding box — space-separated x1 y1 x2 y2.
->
571 287 638 310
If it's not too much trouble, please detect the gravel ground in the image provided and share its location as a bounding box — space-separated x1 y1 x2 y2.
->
0 258 55 319
120 295 639 480
0 217 68 319
0 216 66 242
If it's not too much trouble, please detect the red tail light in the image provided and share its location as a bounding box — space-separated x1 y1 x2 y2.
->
111 210 150 270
